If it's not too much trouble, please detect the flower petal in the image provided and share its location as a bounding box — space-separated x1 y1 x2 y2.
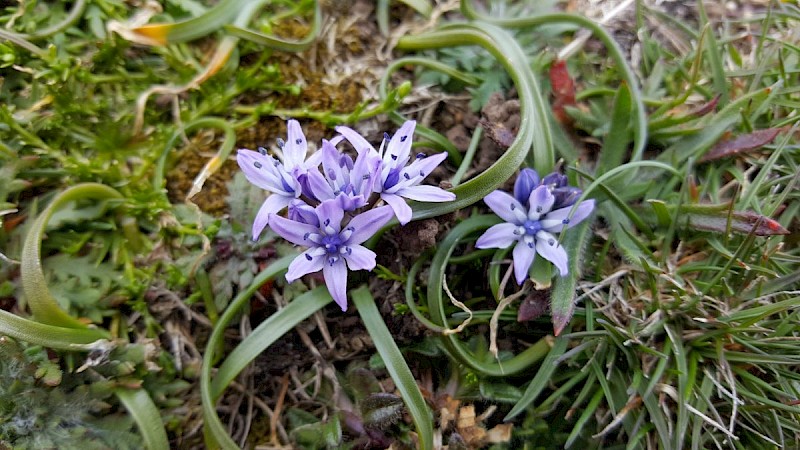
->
288 199 319 227
384 120 415 168
395 185 456 202
283 119 307 170
286 249 324 282
237 149 285 193
512 240 537 285
540 199 596 232
535 231 568 276
475 222 519 249
343 244 376 271
252 194 292 240
345 205 395 243
323 260 348 311
316 199 344 233
306 169 335 201
514 168 540 204
269 213 319 246
484 190 526 224
527 185 555 220
381 193 412 225
351 149 381 196
336 125 378 156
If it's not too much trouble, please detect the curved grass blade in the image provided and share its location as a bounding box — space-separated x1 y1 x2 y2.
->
0 309 109 350
223 0 321 52
459 1 648 163
504 335 569 420
397 22 551 220
210 287 332 398
21 183 120 334
115 388 170 450
199 255 298 449
426 215 552 376
551 220 593 336
352 285 433 450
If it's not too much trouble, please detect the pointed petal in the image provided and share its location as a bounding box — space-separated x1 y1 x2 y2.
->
288 199 320 227
283 119 307 170
384 120 416 168
306 169 335 201
484 190 526 224
343 244 376 271
381 193 412 225
527 185 555 220
286 250 325 282
351 149 381 196
345 205 394 243
336 125 378 156
269 213 319 246
237 149 285 193
541 199 596 232
390 151 448 192
536 231 568 276
514 168 540 204
251 194 292 240
512 240 537 285
395 185 455 202
323 260 348 311
321 140 344 185
475 223 519 249
316 199 344 233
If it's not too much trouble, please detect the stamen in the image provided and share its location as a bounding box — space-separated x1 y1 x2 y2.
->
362 174 370 180
295 138 302 145
419 170 424 177
253 161 262 169
528 242 534 248
383 132 390 141
258 147 267 155
400 135 407 142
327 169 337 180
328 256 337 266
391 154 397 160
303 232 310 240
548 239 555 246
403 173 410 180
276 138 285 148
305 253 312 261
562 218 570 224
416 152 426 159
324 219 330 226
536 206 543 213
510 204 516 210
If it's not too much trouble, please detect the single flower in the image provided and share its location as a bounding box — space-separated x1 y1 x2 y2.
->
269 200 394 311
336 120 455 225
237 120 321 240
476 169 595 284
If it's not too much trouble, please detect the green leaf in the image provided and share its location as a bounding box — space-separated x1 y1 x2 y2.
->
353 285 434 450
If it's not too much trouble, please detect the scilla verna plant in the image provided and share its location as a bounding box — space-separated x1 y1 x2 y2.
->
237 119 455 310
476 168 595 283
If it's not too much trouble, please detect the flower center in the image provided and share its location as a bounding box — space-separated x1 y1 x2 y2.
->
321 234 344 254
523 219 542 236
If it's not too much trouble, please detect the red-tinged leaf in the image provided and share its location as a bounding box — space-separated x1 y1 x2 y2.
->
684 206 789 236
688 94 721 117
550 60 576 125
517 290 550 322
700 128 782 162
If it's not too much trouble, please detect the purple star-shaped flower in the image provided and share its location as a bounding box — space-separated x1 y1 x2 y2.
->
236 120 322 240
476 169 595 284
336 120 455 224
269 200 394 311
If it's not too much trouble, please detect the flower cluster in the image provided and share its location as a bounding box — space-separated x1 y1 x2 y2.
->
237 120 454 310
476 168 595 285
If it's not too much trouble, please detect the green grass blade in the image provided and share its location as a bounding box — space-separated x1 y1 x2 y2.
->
115 388 170 450
21 183 120 334
0 309 110 350
597 82 633 174
504 336 569 420
353 285 433 450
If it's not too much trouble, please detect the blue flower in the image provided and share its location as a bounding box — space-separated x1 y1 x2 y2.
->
335 120 455 224
236 120 322 240
269 200 394 310
476 169 595 284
